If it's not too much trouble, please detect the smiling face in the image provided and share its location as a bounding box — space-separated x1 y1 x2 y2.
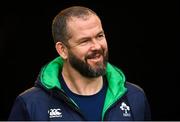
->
65 14 108 77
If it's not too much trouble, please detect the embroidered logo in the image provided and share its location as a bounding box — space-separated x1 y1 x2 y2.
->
120 102 131 117
48 108 62 118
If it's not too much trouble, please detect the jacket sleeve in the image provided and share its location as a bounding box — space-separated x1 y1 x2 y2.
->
8 96 30 120
144 95 151 120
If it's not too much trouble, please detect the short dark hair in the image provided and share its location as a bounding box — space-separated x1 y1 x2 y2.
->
52 6 98 44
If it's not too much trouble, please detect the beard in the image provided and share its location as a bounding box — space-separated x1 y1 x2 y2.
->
68 49 108 78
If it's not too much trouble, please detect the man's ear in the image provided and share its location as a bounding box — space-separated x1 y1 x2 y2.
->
55 42 68 60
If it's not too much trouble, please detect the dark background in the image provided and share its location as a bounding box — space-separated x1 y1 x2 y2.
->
0 0 179 120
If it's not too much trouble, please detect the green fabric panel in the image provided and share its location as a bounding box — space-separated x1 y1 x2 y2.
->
40 57 63 89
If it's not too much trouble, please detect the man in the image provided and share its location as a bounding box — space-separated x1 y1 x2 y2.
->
9 6 151 121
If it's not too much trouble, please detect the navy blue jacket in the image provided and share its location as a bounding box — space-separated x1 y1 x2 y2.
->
9 57 151 121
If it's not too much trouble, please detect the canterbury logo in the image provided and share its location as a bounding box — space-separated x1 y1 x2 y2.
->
48 108 62 118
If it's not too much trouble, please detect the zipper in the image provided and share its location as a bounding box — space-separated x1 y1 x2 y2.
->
51 87 87 120
35 82 87 120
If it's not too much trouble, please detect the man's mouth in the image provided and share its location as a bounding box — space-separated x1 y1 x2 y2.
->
87 54 103 63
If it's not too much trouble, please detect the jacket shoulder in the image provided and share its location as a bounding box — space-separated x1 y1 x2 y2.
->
125 81 145 95
18 87 48 102
125 82 151 120
125 81 149 107
125 81 149 100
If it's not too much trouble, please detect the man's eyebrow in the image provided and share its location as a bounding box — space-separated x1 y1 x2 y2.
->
78 37 91 42
96 30 104 35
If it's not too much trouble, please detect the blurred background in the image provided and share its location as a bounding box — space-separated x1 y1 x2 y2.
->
0 0 179 120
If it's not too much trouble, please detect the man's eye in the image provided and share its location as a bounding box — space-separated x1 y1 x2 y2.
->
97 34 104 39
101 34 104 37
81 40 89 43
80 40 89 45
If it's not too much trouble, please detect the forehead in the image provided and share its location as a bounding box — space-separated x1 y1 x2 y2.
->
68 13 99 22
67 14 103 37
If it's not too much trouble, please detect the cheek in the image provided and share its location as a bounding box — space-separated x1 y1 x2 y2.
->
102 42 108 52
100 39 108 48
70 48 89 60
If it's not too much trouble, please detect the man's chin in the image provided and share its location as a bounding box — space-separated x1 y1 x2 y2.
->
88 63 106 71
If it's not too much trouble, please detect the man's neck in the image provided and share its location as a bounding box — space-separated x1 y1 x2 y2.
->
62 64 103 96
